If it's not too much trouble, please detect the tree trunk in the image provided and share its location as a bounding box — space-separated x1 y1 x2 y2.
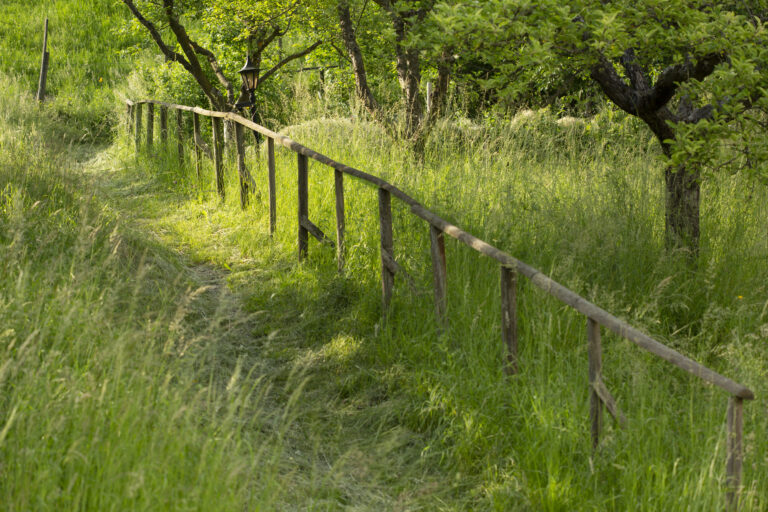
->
393 17 423 138
338 1 380 117
664 164 701 253
430 52 451 118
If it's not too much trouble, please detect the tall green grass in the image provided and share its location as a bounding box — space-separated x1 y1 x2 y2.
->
0 77 310 511
113 90 768 510
0 0 140 143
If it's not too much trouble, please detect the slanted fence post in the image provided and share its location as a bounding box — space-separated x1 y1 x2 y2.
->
378 188 394 315
726 396 744 511
335 170 345 272
36 18 49 102
430 226 447 324
501 265 518 374
176 109 184 164
160 106 168 144
297 153 309 260
192 112 202 181
212 117 224 199
235 122 249 209
268 138 277 236
587 317 603 450
146 103 154 151
134 103 142 151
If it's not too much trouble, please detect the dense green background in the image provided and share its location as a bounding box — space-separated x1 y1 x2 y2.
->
1 1 767 510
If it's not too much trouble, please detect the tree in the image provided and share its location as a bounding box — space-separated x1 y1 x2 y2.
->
122 0 321 111
434 0 768 253
336 0 453 140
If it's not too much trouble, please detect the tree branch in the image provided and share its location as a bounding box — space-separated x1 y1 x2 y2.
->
641 52 727 112
590 56 639 114
121 0 190 69
258 40 323 85
162 0 226 109
620 48 650 92
190 41 235 105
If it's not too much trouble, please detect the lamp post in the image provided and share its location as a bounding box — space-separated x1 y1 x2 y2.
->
237 53 262 142
238 53 258 108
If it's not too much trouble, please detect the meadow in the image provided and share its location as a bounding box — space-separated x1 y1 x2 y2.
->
2 1 768 510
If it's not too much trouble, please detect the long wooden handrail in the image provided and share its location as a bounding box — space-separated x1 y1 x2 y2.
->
125 98 753 400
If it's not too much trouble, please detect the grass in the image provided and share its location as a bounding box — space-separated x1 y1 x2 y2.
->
2 0 768 505
98 92 768 510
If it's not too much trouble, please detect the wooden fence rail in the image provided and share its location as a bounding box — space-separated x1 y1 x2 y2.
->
125 98 754 510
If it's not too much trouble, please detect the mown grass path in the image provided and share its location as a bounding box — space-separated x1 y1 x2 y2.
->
85 142 466 510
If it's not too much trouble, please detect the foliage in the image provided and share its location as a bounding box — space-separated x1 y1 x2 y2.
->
432 0 768 174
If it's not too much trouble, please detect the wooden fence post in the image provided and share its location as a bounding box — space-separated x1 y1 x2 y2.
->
235 122 249 209
146 103 154 151
726 396 744 511
176 109 184 164
160 106 168 144
36 18 49 102
268 138 276 236
378 188 395 315
587 317 603 450
192 112 202 181
127 104 134 135
134 103 142 151
212 117 224 199
335 170 345 272
501 265 518 374
297 153 309 261
430 225 447 324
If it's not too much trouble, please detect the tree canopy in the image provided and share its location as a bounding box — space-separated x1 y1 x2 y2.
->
433 0 768 250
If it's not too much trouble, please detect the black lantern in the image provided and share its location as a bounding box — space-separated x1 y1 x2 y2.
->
238 54 258 93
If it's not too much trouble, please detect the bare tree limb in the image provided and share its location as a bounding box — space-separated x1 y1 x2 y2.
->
162 0 226 109
190 40 235 105
641 52 726 113
258 40 323 85
121 0 189 69
620 48 650 92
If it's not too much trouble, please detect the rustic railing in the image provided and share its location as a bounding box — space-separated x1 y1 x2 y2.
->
125 98 754 509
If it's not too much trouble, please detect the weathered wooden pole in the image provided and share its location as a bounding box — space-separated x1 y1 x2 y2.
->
430 226 447 324
297 153 309 261
234 122 249 209
268 138 277 236
335 170 345 272
175 109 184 164
212 117 224 199
501 265 518 374
127 103 134 136
36 18 49 102
378 188 395 314
587 317 604 450
192 112 202 180
159 106 168 144
146 103 154 150
134 103 142 151
726 396 744 511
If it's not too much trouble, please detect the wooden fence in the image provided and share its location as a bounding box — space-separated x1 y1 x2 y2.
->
125 98 754 509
